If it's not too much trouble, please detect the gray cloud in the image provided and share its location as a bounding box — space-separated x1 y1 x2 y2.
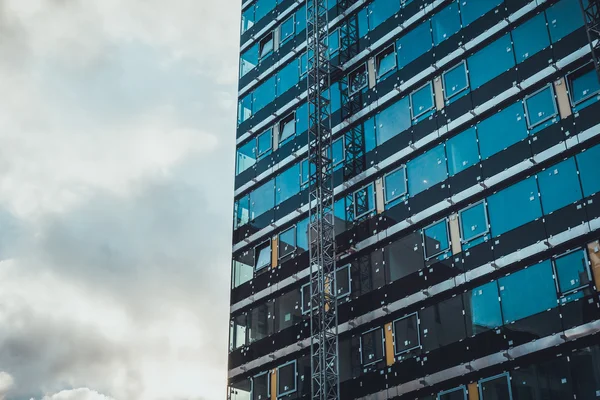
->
0 0 239 399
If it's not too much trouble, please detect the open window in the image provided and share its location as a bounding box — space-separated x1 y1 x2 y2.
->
254 241 271 272
524 84 558 129
375 44 396 79
279 112 296 143
423 219 450 260
360 327 384 366
349 63 368 96
278 226 296 259
259 32 274 60
277 360 297 396
437 386 466 400
384 166 407 204
252 371 270 400
353 183 375 219
393 312 420 355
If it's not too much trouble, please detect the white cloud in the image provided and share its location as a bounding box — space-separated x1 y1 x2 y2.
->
0 372 14 399
41 388 115 400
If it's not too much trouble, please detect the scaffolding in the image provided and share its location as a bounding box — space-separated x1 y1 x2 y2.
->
306 0 339 399
580 0 600 80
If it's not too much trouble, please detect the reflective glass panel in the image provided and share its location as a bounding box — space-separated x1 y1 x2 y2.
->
525 86 557 128
256 129 272 158
236 140 256 175
568 65 600 105
410 82 434 120
349 64 368 94
250 179 274 218
438 387 466 400
279 114 296 142
278 361 297 395
360 328 384 365
336 265 351 298
554 250 590 294
443 62 469 100
576 143 600 197
280 15 295 43
354 184 375 218
394 313 419 354
252 372 269 400
480 374 512 400
512 13 551 63
255 242 271 270
376 96 411 144
499 260 557 323
253 76 276 113
460 202 488 242
546 0 585 43
240 44 259 77
249 302 274 342
259 34 274 59
276 163 300 205
385 232 425 281
384 167 407 203
477 102 528 160
238 94 253 124
277 61 299 95
407 144 447 196
468 34 515 90
432 2 461 45
465 282 502 336
423 220 449 259
255 0 275 22
279 227 296 258
460 0 502 27
369 0 400 29
275 290 301 331
332 137 345 167
397 22 433 69
376 45 397 79
241 7 254 33
233 251 254 288
488 177 542 236
446 127 479 176
296 218 309 252
230 378 251 400
537 158 582 214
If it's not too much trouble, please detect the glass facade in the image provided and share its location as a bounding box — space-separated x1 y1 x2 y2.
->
229 1 600 399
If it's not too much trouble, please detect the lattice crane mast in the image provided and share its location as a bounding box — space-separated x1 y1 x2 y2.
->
580 0 600 81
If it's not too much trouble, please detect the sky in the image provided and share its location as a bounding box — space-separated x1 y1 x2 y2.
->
0 1 240 399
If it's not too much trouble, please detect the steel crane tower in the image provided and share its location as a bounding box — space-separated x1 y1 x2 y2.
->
580 0 600 80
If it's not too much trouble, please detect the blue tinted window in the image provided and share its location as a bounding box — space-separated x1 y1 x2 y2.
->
446 127 479 176
568 65 600 106
236 140 256 175
376 45 397 79
466 282 502 335
537 158 583 214
296 218 309 252
410 82 434 120
369 0 400 29
432 2 461 45
328 29 340 55
407 145 447 196
376 97 411 144
238 94 252 124
240 44 259 77
253 76 276 113
358 8 369 37
257 129 272 158
576 143 600 197
296 6 306 33
278 61 299 96
334 197 350 233
460 202 488 242
251 179 275 218
488 177 542 236
555 250 590 294
364 118 377 152
524 85 558 129
241 6 255 33
296 103 308 134
443 61 469 101
281 15 295 43
512 13 551 63
460 0 502 26
499 261 557 323
354 183 375 219
276 164 300 205
384 167 407 204
477 102 528 160
255 0 275 22
397 22 432 69
235 195 250 228
546 0 585 43
468 34 515 90
332 137 345 167
423 220 449 259
349 64 368 94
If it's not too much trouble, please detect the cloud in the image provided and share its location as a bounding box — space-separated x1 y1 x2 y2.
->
0 0 239 399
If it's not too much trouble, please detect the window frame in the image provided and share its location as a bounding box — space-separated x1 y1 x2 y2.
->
551 248 592 297
566 62 600 107
280 14 295 44
375 44 397 79
360 327 385 366
349 63 368 96
409 81 435 120
422 218 450 260
328 27 341 56
331 136 346 167
336 264 352 299
478 372 513 400
251 371 270 400
353 182 376 220
437 385 467 400
278 225 297 260
442 60 469 101
259 32 274 60
256 129 272 159
458 200 489 243
254 240 272 272
277 360 297 397
279 112 296 143
383 165 408 204
300 158 310 186
523 84 558 129
392 312 420 356
300 282 311 315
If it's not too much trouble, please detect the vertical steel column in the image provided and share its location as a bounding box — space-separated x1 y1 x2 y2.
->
306 0 339 399
580 0 600 80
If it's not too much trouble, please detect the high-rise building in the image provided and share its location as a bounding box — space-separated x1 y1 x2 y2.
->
228 0 600 399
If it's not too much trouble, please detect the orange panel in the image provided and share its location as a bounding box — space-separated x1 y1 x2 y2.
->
468 383 479 400
272 237 278 269
271 369 277 399
588 241 600 291
385 322 395 367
